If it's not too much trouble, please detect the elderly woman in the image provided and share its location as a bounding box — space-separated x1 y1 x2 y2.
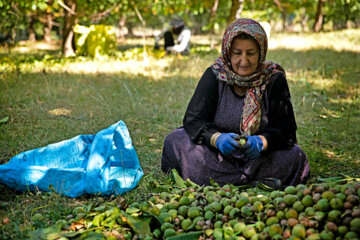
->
161 18 310 188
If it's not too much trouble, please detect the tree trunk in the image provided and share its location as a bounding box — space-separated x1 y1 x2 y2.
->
227 0 244 25
62 0 77 57
28 16 36 42
344 0 350 29
118 16 127 41
127 21 136 38
273 0 287 31
44 0 54 42
313 0 325 32
282 12 287 31
354 19 360 28
300 8 308 31
44 14 53 42
209 0 219 49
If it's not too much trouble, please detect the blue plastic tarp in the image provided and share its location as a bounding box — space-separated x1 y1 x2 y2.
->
0 120 144 197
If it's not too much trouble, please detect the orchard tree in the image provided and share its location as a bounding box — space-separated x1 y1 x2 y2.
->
245 0 315 32
0 0 61 44
25 0 56 42
0 1 29 43
43 0 62 42
209 0 219 49
61 0 77 57
313 0 326 32
271 0 309 31
227 0 245 25
326 0 360 29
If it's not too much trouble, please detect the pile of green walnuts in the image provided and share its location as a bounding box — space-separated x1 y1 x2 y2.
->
124 180 360 239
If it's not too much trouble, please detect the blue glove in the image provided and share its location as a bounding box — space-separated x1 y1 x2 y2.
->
216 133 241 156
241 135 263 159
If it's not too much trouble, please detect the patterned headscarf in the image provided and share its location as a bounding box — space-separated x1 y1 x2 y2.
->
211 18 285 136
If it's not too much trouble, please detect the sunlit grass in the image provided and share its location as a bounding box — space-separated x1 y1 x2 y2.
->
269 28 360 52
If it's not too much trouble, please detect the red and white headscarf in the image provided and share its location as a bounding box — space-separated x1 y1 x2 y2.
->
211 18 285 136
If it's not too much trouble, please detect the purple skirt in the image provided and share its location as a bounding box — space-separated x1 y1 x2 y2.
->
161 127 310 187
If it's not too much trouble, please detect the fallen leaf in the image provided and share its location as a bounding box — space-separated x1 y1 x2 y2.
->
121 211 151 236
0 116 9 123
48 108 72 116
69 219 85 231
103 230 122 238
2 217 10 224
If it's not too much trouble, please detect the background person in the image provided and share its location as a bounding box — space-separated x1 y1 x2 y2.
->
154 17 191 55
161 18 310 188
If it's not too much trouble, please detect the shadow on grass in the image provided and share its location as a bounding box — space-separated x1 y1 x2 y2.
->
117 43 143 51
0 49 60 60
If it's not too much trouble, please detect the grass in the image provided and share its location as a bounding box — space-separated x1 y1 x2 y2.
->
0 28 359 238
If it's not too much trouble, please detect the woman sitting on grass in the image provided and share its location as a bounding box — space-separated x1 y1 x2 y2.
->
161 18 310 189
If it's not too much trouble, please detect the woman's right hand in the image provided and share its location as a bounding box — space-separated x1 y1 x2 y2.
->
216 133 241 156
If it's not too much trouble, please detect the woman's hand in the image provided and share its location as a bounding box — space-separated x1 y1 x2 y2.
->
216 133 241 156
241 135 264 159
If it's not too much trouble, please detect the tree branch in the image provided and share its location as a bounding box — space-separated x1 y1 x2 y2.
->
90 5 118 21
273 0 283 12
38 18 61 27
131 1 145 27
58 0 76 15
11 3 21 16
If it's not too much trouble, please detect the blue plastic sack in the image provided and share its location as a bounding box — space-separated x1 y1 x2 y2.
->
0 120 143 197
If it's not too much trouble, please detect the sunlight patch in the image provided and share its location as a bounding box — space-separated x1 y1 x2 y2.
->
328 98 359 105
323 149 337 159
57 59 173 81
48 108 72 116
320 107 340 119
308 77 338 90
269 29 360 52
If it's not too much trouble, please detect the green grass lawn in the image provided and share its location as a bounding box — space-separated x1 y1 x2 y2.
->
0 29 359 238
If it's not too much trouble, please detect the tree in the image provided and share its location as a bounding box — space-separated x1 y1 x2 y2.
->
227 0 244 25
273 0 287 31
325 0 360 29
209 0 219 49
43 0 56 42
61 0 77 57
0 1 27 45
2 0 359 56
313 0 326 32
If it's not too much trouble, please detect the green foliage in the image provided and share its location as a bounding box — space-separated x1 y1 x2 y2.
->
1 0 359 51
240 10 270 22
74 24 117 58
0 0 60 33
325 0 360 29
74 25 91 56
76 0 132 26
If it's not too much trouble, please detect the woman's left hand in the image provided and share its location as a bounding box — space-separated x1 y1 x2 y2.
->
241 135 264 159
